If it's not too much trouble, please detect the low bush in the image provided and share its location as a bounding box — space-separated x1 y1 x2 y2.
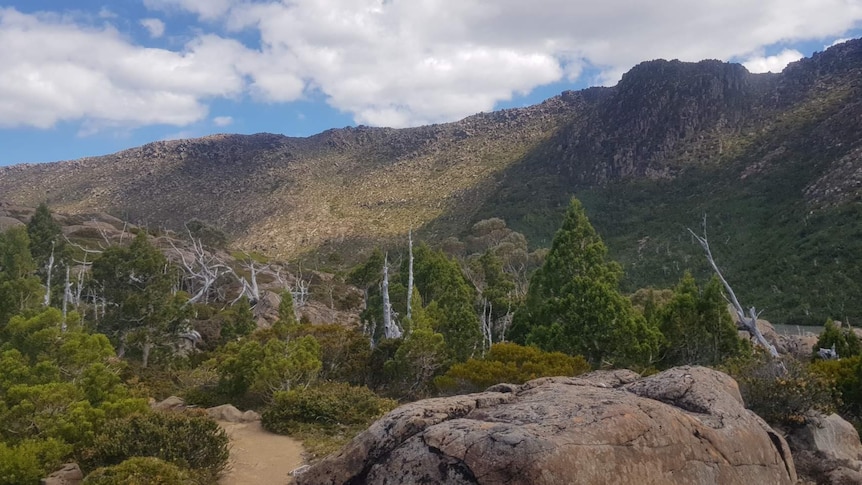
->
435 342 591 394
81 410 229 483
0 438 70 485
262 382 397 435
83 457 193 485
723 351 834 425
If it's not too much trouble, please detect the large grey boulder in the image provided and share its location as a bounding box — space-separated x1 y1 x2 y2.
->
298 366 796 485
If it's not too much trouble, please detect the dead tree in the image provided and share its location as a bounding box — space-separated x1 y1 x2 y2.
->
407 230 414 322
382 253 402 340
168 231 231 305
688 223 778 357
43 242 55 307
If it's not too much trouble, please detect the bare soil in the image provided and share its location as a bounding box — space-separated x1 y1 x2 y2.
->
218 420 305 485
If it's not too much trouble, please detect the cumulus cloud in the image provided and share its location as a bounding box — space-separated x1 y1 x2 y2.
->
743 49 805 73
0 8 252 129
5 1 862 132
140 18 165 38
213 115 233 127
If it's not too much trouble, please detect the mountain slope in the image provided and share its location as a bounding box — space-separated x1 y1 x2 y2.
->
2 39 862 323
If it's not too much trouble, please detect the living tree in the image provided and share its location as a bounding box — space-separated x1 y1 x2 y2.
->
0 226 43 324
656 272 747 367
91 232 189 367
409 243 481 361
508 198 661 368
27 203 69 307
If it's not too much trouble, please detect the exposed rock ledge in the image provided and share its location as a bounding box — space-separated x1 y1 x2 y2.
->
298 366 796 485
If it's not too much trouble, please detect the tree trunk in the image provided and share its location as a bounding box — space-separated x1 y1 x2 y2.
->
407 230 414 322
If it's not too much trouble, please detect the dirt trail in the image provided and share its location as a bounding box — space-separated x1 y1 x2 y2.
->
218 420 305 485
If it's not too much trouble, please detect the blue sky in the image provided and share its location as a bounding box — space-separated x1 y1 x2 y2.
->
1 1 861 166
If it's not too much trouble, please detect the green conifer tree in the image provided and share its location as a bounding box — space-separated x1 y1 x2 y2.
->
509 198 661 368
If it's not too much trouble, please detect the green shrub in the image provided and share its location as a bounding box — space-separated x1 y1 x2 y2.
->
813 320 861 359
262 382 397 435
82 410 228 483
810 355 862 430
723 352 834 425
435 342 591 394
0 438 70 485
83 457 193 485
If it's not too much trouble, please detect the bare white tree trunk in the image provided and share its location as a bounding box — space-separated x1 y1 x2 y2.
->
382 253 402 340
62 266 71 331
43 242 55 307
481 298 493 352
407 230 414 322
688 225 778 357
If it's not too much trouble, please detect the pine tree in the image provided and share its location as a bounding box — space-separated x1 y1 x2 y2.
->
657 273 747 367
509 198 661 368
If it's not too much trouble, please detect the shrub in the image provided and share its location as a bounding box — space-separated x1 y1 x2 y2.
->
435 342 591 394
810 355 862 430
83 457 193 485
813 320 861 359
723 352 834 425
0 438 70 485
261 382 397 436
81 410 228 483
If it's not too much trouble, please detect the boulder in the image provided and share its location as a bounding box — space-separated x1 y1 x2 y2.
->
152 395 186 411
41 463 83 485
0 216 24 231
207 404 261 423
786 412 862 484
298 366 796 485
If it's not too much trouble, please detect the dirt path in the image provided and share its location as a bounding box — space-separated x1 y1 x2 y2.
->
218 420 305 485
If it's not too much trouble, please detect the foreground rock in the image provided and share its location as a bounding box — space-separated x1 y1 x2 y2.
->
298 367 796 485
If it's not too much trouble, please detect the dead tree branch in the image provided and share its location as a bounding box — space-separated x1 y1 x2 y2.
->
688 221 778 357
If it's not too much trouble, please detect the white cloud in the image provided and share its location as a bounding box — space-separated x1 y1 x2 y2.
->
140 18 165 38
0 8 253 130
4 1 862 132
743 49 805 73
742 49 805 72
213 115 233 126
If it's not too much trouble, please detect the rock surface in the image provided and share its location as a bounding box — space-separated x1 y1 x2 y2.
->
41 463 83 485
207 404 261 423
151 395 186 411
787 412 862 484
298 366 796 485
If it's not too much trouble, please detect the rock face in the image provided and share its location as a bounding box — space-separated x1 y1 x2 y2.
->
298 367 796 485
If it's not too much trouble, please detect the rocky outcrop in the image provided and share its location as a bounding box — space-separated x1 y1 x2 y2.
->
298 366 796 485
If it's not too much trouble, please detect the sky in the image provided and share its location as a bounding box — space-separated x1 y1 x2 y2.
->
1 1 861 166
